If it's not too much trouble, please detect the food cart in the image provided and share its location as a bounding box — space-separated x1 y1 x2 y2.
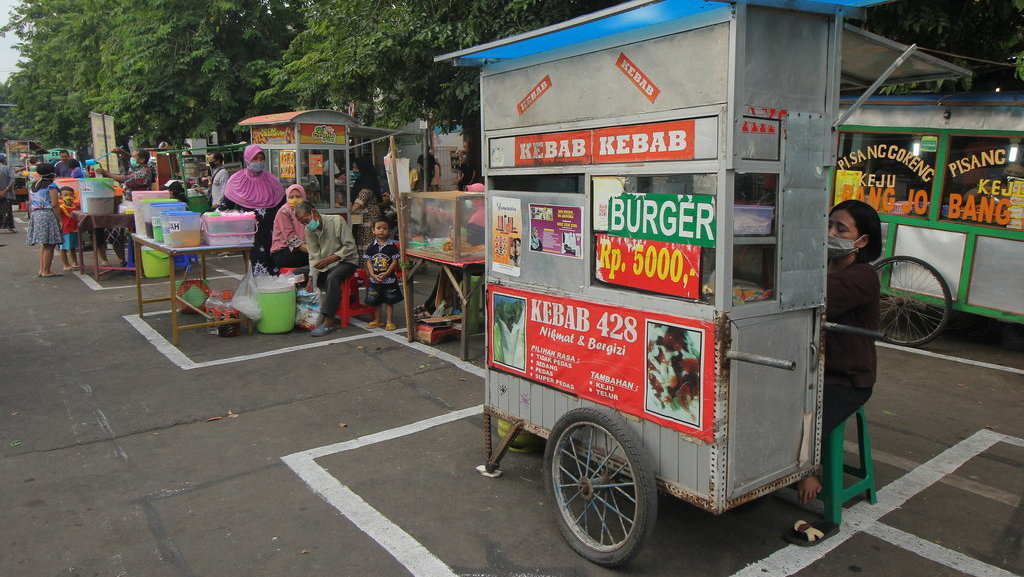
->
438 0 967 566
4 139 47 199
155 143 246 190
237 109 415 210
832 92 1024 346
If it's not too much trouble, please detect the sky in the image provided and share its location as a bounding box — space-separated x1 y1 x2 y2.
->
0 0 20 84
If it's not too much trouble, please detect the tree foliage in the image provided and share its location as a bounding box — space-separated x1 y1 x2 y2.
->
2 0 305 147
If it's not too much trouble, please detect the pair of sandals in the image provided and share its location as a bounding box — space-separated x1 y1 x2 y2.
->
366 321 398 330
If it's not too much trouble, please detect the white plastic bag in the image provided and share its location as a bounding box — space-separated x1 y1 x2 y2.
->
231 269 262 321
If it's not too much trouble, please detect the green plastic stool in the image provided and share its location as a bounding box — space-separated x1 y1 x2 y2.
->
822 405 877 524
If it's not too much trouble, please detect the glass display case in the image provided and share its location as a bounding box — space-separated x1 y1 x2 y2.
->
401 190 486 263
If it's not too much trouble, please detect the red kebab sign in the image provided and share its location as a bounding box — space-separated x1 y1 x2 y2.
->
490 119 713 168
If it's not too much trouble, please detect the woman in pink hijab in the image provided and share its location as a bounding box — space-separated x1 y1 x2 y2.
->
220 144 286 274
271 184 309 268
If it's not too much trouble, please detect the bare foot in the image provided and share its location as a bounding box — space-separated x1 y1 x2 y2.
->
797 475 822 504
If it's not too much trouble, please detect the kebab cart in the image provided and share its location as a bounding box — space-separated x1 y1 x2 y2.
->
438 0 968 566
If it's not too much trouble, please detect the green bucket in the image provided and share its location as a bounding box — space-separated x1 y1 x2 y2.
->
141 248 170 278
255 285 296 334
497 419 545 453
187 195 210 213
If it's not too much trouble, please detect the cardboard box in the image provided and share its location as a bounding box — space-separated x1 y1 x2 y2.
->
416 322 460 345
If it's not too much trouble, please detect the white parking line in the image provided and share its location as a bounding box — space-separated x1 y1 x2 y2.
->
879 342 1024 376
283 406 482 577
733 429 1018 577
76 272 238 291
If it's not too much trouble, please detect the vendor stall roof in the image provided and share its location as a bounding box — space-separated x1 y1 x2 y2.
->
436 0 894 65
840 24 972 91
239 109 359 126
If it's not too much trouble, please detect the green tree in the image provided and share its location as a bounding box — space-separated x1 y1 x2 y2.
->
858 0 1024 90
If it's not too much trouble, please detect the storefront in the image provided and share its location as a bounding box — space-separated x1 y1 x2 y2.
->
238 110 411 209
834 93 1024 338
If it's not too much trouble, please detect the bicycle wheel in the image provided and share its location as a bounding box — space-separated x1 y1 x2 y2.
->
874 256 952 347
543 407 657 567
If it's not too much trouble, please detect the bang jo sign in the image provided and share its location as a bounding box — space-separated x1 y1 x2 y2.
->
489 286 715 441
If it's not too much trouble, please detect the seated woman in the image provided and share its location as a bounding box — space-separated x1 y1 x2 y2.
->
271 184 309 269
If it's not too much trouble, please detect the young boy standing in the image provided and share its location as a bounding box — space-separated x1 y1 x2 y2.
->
363 219 402 330
58 186 80 271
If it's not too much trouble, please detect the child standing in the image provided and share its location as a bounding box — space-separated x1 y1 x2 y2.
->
58 186 80 271
363 219 402 330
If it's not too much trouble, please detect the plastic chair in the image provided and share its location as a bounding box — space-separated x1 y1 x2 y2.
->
822 405 878 524
334 268 376 327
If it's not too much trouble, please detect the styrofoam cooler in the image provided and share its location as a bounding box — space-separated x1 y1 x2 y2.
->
79 178 117 214
201 212 256 246
149 201 186 242
162 211 202 248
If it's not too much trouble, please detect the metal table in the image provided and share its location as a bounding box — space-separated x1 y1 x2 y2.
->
131 234 254 345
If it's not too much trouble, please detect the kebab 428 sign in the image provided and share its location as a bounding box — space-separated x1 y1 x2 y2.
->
595 193 714 300
489 285 715 441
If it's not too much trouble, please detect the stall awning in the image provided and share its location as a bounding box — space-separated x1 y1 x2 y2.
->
840 24 973 91
239 109 358 126
436 0 894 65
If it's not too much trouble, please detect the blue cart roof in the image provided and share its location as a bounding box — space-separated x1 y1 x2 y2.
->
437 0 893 65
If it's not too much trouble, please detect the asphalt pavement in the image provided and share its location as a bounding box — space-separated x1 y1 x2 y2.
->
1 213 1021 577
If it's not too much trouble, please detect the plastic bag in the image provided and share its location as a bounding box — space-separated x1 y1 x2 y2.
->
295 287 322 331
231 269 262 321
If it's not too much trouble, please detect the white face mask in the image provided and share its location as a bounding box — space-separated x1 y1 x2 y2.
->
827 234 863 260
248 161 265 173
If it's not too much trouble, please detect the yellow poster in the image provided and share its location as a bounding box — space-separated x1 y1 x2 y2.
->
834 170 863 205
280 150 296 179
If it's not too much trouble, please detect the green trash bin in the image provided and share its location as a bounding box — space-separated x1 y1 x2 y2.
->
255 284 296 334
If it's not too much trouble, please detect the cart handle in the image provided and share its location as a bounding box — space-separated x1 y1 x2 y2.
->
823 321 884 340
725 350 796 371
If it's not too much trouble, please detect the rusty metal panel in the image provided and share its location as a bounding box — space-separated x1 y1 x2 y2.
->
482 24 730 131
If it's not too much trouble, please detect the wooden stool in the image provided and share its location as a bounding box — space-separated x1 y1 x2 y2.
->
822 405 877 524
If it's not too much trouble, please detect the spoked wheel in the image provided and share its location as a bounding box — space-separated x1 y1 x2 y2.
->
543 408 657 567
874 256 952 347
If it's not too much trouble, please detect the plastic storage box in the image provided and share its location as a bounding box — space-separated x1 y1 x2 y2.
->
401 190 485 263
149 202 187 242
162 211 202 248
79 178 117 214
201 212 256 246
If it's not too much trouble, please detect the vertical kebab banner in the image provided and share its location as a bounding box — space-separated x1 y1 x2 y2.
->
489 285 715 441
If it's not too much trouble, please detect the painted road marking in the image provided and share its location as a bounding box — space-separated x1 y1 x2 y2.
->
283 406 482 577
76 272 238 291
879 342 1024 376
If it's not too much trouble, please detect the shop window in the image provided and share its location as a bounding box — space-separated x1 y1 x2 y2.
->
833 132 937 219
592 174 717 304
491 174 584 193
941 135 1024 231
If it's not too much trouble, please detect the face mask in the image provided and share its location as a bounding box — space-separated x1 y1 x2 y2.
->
287 197 303 209
349 170 358 181
305 218 320 231
248 161 265 173
130 158 139 168
827 234 863 260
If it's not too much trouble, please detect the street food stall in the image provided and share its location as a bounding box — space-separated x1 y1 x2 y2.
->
237 109 413 209
156 143 246 190
438 0 967 566
832 92 1024 347
4 139 47 200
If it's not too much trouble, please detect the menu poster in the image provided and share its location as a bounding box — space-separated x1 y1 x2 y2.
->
528 204 582 258
309 153 324 176
488 285 715 441
280 150 296 179
492 197 522 277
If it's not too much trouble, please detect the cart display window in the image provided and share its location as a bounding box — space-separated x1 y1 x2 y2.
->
834 132 937 219
941 135 1024 230
730 173 778 305
491 174 584 194
592 174 716 303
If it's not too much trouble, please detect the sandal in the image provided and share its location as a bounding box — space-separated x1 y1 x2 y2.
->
784 520 838 547
384 323 398 331
366 321 383 329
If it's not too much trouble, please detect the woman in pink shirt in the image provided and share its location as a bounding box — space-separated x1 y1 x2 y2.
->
271 184 309 268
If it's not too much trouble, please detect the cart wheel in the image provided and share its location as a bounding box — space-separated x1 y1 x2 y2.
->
543 407 657 567
874 256 952 347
